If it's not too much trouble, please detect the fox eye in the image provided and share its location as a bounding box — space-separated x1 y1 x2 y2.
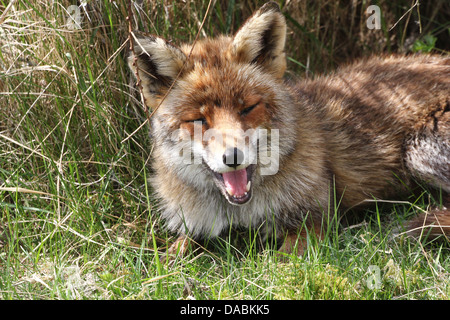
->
240 103 258 117
187 118 207 125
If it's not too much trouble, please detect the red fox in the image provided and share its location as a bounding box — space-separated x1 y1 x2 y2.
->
128 2 450 257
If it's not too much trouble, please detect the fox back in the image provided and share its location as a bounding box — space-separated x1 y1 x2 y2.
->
128 2 450 255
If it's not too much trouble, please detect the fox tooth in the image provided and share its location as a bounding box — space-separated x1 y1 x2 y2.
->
246 181 251 192
226 186 234 196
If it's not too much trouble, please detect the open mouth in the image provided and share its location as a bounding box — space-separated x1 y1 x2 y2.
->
211 164 256 205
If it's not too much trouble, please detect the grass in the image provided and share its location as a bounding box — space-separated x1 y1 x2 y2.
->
1 0 449 300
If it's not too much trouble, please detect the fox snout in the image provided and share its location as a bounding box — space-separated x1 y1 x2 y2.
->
201 132 256 206
222 147 245 168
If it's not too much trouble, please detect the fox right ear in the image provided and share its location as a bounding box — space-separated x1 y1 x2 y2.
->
128 35 186 109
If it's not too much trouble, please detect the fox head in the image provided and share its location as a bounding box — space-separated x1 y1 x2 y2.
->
128 2 289 206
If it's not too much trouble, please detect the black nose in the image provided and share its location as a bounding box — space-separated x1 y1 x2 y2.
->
222 147 244 168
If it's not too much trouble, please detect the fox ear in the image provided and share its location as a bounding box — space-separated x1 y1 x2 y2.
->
231 2 286 78
128 35 186 108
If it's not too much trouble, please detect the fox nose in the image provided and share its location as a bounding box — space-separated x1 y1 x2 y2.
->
223 147 244 168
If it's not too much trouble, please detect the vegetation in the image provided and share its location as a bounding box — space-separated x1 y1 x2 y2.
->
0 0 449 300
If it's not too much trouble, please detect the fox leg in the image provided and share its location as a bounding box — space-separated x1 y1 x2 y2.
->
277 223 324 256
160 234 193 263
401 196 450 240
167 235 191 255
403 102 450 238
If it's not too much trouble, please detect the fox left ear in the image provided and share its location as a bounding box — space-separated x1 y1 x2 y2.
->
230 2 287 78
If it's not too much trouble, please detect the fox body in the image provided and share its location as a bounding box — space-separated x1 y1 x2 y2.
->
129 2 450 254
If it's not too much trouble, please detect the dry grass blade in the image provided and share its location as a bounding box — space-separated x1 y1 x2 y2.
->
0 133 54 163
142 271 180 284
0 186 64 199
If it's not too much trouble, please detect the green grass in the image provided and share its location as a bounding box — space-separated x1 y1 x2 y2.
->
1 0 449 300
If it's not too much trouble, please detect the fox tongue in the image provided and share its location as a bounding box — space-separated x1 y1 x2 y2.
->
222 169 248 197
